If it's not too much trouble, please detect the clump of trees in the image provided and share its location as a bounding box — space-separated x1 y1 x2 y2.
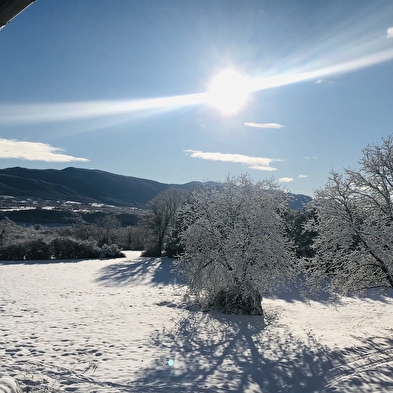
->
0 218 125 261
174 175 295 315
303 135 393 296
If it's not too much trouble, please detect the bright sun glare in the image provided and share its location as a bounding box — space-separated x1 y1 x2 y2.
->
206 69 251 115
4 43 393 125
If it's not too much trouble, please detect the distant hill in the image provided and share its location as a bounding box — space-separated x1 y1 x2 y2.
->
0 167 311 209
288 193 313 210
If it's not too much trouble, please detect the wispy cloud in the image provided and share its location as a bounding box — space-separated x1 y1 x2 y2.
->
184 150 281 171
244 122 284 129
298 174 308 178
387 27 393 38
0 138 89 162
305 156 318 160
279 177 293 183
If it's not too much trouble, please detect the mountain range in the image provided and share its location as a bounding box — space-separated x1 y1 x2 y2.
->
0 167 311 210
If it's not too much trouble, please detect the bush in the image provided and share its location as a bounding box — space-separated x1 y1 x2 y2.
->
0 243 26 260
24 238 51 260
141 246 161 257
50 237 100 259
99 244 125 259
0 239 51 260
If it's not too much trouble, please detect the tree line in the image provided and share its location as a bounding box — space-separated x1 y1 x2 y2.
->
0 216 141 261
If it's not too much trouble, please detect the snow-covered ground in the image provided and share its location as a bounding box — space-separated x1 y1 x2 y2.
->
1 251 392 392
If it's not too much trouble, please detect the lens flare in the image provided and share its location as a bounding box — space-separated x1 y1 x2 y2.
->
0 94 207 125
2 40 393 125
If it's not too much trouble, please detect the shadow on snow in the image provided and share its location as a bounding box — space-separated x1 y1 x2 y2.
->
95 255 393 391
8 313 393 393
95 256 185 287
130 311 393 393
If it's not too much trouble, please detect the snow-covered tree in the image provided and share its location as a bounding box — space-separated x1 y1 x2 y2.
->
142 188 187 256
175 175 295 315
304 135 393 296
95 215 121 247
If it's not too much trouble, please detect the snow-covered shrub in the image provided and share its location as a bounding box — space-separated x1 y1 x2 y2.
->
175 175 295 315
99 243 125 259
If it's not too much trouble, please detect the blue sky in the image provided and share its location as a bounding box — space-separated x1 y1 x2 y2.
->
1 0 393 197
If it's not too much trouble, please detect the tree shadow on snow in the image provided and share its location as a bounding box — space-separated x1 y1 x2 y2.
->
130 311 393 393
95 256 185 287
265 275 331 304
268 276 393 305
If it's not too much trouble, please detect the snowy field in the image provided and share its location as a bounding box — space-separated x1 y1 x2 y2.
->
1 251 392 392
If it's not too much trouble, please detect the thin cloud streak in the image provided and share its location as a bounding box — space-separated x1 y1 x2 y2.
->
0 138 89 162
244 122 284 129
184 149 281 171
298 174 308 178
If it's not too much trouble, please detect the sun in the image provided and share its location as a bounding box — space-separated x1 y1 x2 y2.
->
206 68 251 115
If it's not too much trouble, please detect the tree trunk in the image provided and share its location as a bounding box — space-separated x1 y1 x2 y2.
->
157 234 164 256
212 287 264 316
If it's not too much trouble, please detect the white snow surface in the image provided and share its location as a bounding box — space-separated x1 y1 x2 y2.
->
1 251 392 392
